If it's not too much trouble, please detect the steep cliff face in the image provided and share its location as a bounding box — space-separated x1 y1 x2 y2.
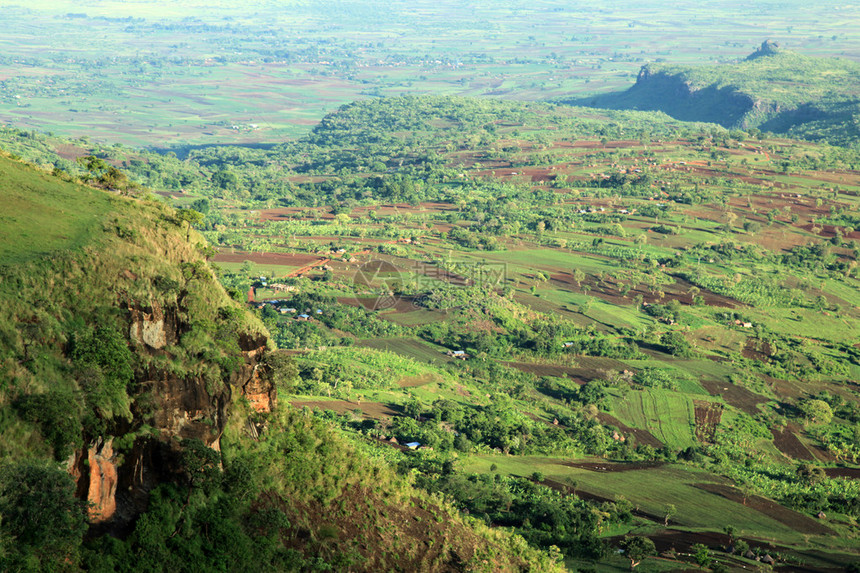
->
630 65 757 127
235 332 276 413
70 438 118 523
128 298 183 350
575 46 860 144
71 300 275 526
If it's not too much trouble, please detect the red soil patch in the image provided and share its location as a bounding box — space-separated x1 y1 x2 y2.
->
800 223 860 240
699 378 768 415
554 141 601 149
516 167 557 183
257 207 335 221
211 250 321 267
725 193 835 221
596 413 664 449
53 143 89 161
694 483 833 535
694 400 723 444
287 257 331 277
290 400 400 419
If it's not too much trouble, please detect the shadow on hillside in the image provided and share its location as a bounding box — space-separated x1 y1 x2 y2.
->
561 81 752 128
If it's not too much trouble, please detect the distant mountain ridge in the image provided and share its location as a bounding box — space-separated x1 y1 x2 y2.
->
572 42 860 146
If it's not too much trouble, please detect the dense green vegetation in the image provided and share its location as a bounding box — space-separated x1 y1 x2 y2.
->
18 94 845 570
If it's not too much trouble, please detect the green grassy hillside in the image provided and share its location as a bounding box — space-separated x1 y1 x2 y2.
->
0 158 114 264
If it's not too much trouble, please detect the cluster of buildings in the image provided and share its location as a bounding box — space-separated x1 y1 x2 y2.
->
254 299 324 321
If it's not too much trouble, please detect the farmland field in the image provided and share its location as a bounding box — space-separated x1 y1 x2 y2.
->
607 389 699 450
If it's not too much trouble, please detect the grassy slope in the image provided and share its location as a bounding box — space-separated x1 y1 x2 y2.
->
0 158 113 264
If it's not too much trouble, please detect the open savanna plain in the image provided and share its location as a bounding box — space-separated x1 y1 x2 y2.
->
1 0 859 147
4 95 860 570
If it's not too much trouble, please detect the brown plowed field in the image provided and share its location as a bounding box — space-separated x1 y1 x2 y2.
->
700 378 768 415
825 467 860 480
53 143 89 160
551 272 741 308
694 484 833 535
624 529 780 560
800 223 860 240
257 207 335 220
516 167 557 183
771 424 814 461
743 338 774 362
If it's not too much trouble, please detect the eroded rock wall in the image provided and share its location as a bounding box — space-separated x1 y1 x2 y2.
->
71 300 274 528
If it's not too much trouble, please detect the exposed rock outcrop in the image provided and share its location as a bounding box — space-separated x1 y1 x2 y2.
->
631 65 756 127
72 297 274 530
69 438 119 523
747 40 781 60
234 332 276 413
128 299 184 350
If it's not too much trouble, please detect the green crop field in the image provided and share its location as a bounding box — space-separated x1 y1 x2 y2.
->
607 389 698 449
463 455 809 541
